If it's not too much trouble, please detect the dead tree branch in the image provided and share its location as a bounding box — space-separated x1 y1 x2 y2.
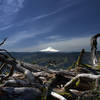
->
0 49 15 60
0 38 7 46
64 73 100 91
76 49 85 66
91 33 100 66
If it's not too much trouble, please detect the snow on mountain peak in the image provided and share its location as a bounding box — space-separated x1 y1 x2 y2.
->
40 47 59 52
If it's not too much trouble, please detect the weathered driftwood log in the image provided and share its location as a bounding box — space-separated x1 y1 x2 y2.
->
64 74 100 91
76 49 85 66
3 79 29 87
0 87 41 100
2 79 42 88
91 33 100 66
20 61 55 74
15 62 35 83
0 55 15 82
2 64 14 81
51 91 67 100
0 38 16 82
0 54 35 83
75 65 99 75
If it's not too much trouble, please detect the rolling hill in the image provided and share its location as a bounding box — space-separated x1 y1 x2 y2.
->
10 51 98 69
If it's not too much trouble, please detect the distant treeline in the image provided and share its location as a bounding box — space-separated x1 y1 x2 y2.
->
10 52 100 69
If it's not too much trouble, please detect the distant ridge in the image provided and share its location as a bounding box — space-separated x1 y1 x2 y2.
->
40 47 59 52
10 51 95 69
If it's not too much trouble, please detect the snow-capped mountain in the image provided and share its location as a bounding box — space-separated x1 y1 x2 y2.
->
40 47 59 52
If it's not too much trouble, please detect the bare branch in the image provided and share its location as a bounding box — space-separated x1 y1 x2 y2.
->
0 63 6 73
0 49 15 60
0 38 7 46
64 73 100 91
51 91 67 100
76 48 85 66
2 65 14 81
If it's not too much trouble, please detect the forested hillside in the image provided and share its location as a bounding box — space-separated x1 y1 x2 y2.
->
10 51 100 69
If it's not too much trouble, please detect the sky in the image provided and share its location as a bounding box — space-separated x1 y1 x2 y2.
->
0 0 100 52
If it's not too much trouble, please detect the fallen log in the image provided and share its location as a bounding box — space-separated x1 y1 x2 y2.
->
51 91 67 100
64 73 100 91
0 87 41 100
91 33 100 66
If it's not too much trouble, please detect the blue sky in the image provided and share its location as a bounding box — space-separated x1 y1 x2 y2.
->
0 0 100 52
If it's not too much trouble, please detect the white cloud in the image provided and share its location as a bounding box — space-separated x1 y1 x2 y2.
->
16 36 91 52
46 35 61 40
2 0 25 14
6 26 54 46
46 35 66 42
0 0 25 27
19 1 74 26
5 34 100 52
7 31 34 46
0 24 13 31
32 6 66 21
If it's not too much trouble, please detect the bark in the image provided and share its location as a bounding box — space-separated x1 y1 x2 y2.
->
76 49 85 66
91 33 100 66
64 74 100 91
0 87 41 100
0 38 7 46
51 91 67 100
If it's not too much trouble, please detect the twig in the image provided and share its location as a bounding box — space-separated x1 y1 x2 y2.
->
2 65 14 81
0 49 16 60
0 38 7 46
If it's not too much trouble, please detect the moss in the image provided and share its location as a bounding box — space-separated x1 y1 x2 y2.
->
65 77 78 91
41 87 47 100
59 91 72 97
32 61 37 64
96 64 100 69
76 56 80 66
41 76 56 100
67 62 76 70
67 66 73 70
82 64 92 68
76 49 85 66
76 78 80 87
5 71 9 75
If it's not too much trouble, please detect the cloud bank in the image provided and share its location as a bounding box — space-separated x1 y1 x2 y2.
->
12 36 91 52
